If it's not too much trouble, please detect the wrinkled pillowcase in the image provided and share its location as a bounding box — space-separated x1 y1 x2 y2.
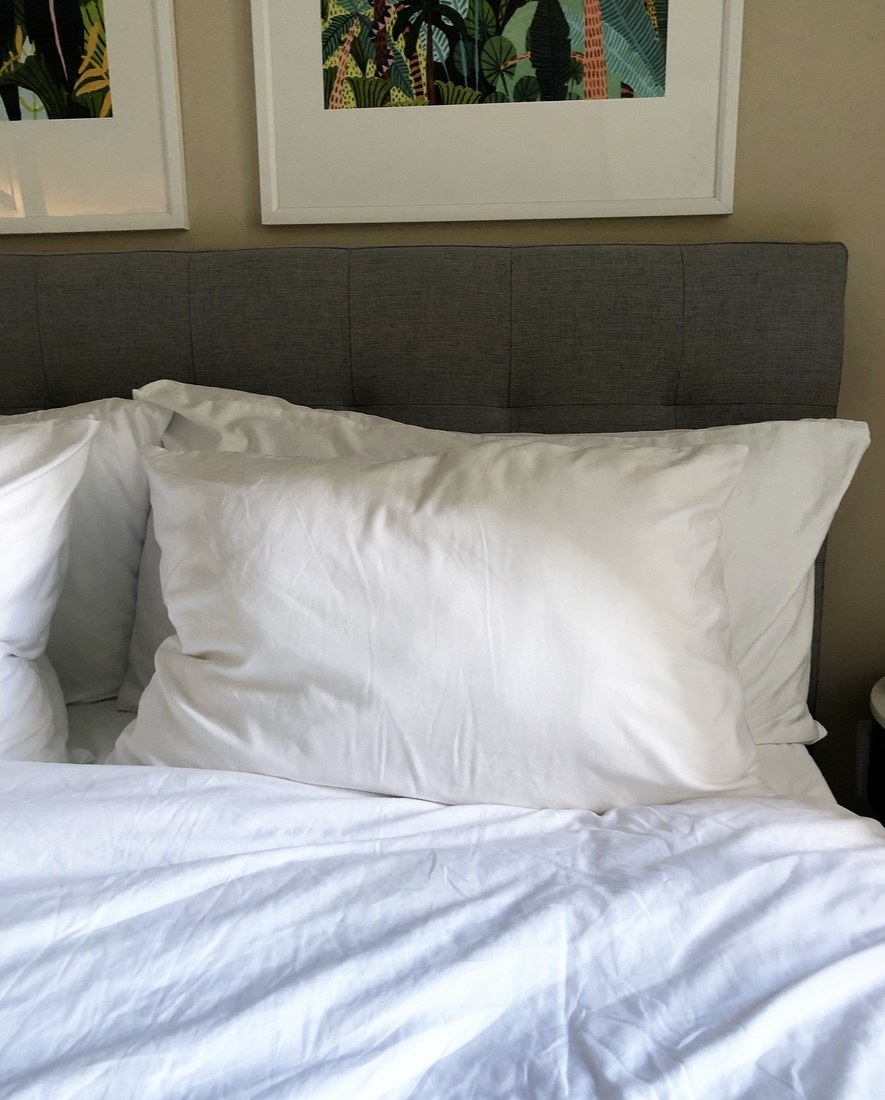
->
110 438 762 811
122 380 870 748
2 399 172 705
0 419 97 761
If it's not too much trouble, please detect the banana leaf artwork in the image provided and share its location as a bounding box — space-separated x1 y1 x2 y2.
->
321 0 667 108
0 0 112 120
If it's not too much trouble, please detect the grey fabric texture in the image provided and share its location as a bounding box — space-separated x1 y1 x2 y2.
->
1 242 846 423
0 241 849 705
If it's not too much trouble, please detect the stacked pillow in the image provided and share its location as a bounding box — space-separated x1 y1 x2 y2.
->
0 420 97 761
0 400 171 762
3 400 172 706
103 380 869 811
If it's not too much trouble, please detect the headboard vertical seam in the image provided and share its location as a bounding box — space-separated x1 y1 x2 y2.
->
186 254 197 383
674 244 687 423
34 258 51 406
834 245 849 413
506 247 514 432
346 249 356 409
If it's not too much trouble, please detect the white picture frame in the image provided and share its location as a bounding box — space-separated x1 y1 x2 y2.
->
0 0 187 234
252 0 743 224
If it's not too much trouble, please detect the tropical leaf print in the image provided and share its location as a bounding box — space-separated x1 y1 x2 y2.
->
528 0 571 102
600 0 666 94
480 34 518 90
73 2 110 117
603 22 661 97
1 0 113 121
435 79 482 104
347 73 395 106
320 0 667 108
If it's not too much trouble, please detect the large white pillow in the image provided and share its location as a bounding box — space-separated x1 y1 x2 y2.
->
2 400 172 704
109 439 762 811
0 419 97 761
123 380 870 747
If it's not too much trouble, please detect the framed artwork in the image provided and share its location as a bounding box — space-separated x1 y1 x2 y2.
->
252 0 743 224
0 0 187 233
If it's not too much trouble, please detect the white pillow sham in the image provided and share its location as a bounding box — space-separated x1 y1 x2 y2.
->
2 400 172 705
124 380 870 747
110 439 762 811
0 419 97 761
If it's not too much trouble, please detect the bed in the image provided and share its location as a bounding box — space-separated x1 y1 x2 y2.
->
1 242 883 1098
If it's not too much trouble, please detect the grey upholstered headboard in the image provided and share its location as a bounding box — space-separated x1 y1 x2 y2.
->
3 242 845 424
1 241 849 703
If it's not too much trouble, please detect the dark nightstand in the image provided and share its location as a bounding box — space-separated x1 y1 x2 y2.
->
870 678 885 823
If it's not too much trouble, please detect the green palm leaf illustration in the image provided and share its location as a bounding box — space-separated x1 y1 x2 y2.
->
323 13 359 63
465 0 495 42
346 74 395 107
0 49 67 117
599 0 666 91
435 79 482 103
388 50 414 97
528 0 571 102
602 24 661 96
512 74 540 101
480 35 517 87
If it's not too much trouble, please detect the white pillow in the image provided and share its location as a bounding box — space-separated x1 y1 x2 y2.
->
2 400 172 704
109 439 762 811
0 419 97 761
124 380 870 747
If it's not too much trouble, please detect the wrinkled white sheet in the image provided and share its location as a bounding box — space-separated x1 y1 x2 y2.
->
1 762 883 1099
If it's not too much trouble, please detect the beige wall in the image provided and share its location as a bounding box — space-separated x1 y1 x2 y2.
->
2 1 883 803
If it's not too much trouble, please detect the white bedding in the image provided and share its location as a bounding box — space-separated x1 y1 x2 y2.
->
2 760 883 1099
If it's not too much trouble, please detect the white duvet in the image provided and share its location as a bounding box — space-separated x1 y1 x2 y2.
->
2 763 884 1100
